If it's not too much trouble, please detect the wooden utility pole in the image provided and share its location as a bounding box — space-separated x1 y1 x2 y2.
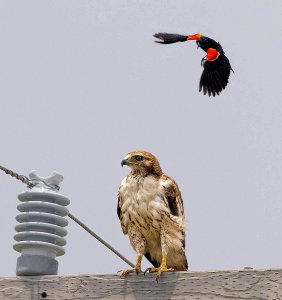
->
1 269 282 299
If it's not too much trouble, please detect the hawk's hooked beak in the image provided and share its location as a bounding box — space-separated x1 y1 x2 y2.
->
121 159 128 167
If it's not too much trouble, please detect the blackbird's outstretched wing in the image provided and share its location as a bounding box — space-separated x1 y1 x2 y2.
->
199 54 233 97
154 32 188 44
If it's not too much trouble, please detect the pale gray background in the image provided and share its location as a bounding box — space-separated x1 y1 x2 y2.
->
1 0 282 276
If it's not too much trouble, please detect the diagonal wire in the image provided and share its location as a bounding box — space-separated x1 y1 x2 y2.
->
0 164 135 268
68 213 134 268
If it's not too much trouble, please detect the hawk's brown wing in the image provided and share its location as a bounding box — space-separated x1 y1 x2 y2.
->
144 175 188 270
161 175 185 218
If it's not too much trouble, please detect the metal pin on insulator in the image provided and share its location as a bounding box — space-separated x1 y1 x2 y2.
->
13 171 70 276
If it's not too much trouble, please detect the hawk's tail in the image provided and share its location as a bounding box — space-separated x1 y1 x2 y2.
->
153 33 188 44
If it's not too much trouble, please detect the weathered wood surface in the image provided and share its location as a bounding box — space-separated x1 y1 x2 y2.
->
1 269 282 300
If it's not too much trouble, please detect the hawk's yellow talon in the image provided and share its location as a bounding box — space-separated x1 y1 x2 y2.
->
144 266 174 277
144 253 174 281
119 268 142 277
119 254 143 277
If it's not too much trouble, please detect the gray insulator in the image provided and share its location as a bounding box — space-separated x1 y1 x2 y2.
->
14 171 70 276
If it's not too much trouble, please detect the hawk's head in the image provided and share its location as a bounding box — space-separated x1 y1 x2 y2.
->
121 150 162 176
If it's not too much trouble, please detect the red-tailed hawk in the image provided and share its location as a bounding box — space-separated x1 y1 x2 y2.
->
117 150 188 280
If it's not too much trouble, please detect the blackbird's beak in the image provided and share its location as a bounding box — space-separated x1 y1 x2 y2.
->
121 159 127 167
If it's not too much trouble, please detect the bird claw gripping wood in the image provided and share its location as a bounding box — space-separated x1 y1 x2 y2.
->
118 267 142 278
144 266 175 282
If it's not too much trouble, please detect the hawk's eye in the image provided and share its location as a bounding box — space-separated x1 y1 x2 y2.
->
135 155 143 161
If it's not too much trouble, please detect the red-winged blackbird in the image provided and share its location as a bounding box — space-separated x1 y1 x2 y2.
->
154 33 234 97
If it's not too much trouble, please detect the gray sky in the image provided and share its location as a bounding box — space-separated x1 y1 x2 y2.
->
1 0 282 276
